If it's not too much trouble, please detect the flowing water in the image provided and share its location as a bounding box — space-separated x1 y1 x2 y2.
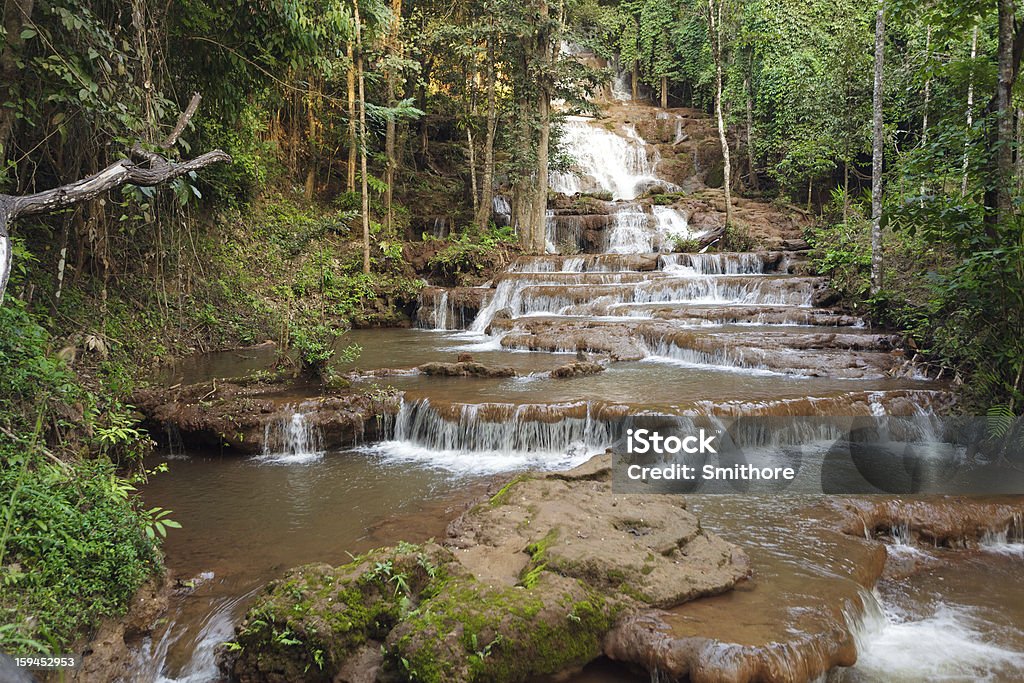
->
140 113 1024 681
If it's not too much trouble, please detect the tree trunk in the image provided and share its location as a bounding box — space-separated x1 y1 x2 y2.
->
997 0 1016 223
963 24 979 196
531 0 556 253
626 57 634 101
474 34 498 230
385 0 402 233
871 0 885 294
355 4 371 274
0 0 35 167
709 0 732 227
347 42 357 194
745 62 758 192
467 127 478 215
660 76 668 108
920 25 931 203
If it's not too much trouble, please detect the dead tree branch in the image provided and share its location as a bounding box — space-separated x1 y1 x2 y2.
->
0 97 230 303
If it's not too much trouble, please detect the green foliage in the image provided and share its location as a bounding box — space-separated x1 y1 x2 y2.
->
427 225 518 285
0 448 162 654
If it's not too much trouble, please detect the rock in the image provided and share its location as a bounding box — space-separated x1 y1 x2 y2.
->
223 455 748 683
811 287 842 308
550 361 605 379
781 238 810 251
133 381 398 454
457 353 475 363
417 362 517 378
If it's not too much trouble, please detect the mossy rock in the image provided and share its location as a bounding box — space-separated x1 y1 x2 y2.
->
226 543 458 682
384 573 619 683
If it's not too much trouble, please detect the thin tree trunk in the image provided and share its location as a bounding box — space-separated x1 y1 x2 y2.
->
871 0 885 294
355 4 371 274
0 0 35 167
997 0 1017 224
475 34 498 230
709 0 732 226
661 76 668 108
963 24 979 196
467 127 478 215
385 0 402 233
745 60 758 192
843 161 850 224
920 25 931 203
347 42 357 194
632 58 639 101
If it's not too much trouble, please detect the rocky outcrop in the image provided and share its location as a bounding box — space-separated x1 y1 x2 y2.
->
549 361 605 378
418 361 517 378
133 380 399 454
222 455 748 683
835 497 1024 548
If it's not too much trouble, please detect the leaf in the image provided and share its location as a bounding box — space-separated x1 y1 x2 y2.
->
20 28 37 40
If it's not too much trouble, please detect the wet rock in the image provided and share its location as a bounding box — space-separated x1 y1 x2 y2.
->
811 287 842 308
418 361 517 378
65 577 173 683
781 238 810 251
835 497 1024 549
133 381 398 454
549 361 605 379
223 455 748 683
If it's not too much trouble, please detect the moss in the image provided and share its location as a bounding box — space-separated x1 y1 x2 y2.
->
389 574 618 683
488 474 531 507
230 544 456 681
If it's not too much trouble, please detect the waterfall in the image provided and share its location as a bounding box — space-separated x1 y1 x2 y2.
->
608 206 654 253
492 195 512 226
847 587 1024 679
660 253 770 275
548 118 661 200
652 206 696 250
981 512 1024 555
259 411 323 464
364 398 617 474
433 290 450 330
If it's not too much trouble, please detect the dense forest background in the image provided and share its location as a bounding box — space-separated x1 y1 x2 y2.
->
1 0 1023 656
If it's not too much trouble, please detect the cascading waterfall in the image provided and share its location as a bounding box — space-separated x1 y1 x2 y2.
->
364 398 618 474
492 195 512 226
259 411 323 464
981 512 1024 555
652 206 696 249
548 117 662 200
608 206 654 253
659 252 769 275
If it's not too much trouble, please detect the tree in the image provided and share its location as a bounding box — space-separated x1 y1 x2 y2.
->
871 0 885 293
708 0 733 226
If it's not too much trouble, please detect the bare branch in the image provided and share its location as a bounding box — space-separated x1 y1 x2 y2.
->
161 92 202 149
0 147 231 303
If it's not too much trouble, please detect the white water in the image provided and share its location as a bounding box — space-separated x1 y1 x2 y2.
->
850 589 1024 681
257 411 324 464
548 117 662 200
364 398 612 474
607 206 654 253
652 206 697 248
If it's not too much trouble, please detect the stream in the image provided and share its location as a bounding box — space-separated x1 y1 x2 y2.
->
138 106 1023 682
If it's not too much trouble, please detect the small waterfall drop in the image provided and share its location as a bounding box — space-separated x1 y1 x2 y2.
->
607 206 654 254
259 411 324 464
848 587 1024 679
364 398 616 474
